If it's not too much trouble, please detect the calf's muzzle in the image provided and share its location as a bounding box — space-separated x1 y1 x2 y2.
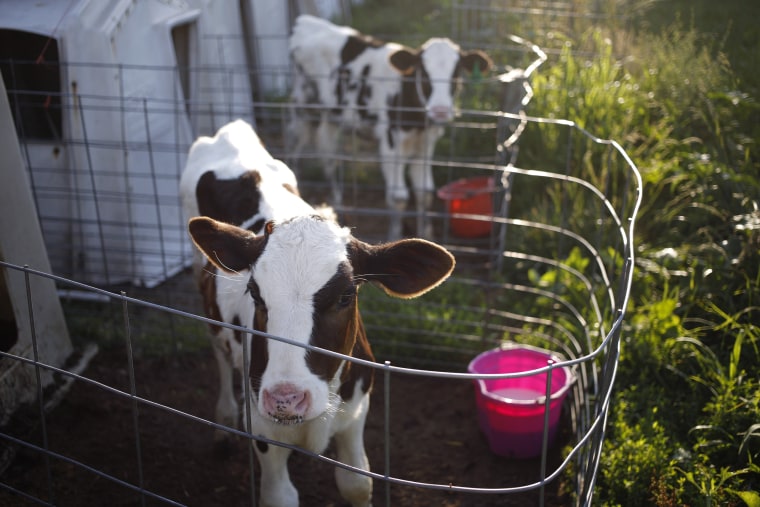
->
262 383 311 425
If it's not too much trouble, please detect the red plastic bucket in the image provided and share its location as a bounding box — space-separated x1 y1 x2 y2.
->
468 344 575 459
437 176 495 237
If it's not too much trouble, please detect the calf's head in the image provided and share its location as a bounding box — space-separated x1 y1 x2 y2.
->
189 215 455 425
389 38 492 123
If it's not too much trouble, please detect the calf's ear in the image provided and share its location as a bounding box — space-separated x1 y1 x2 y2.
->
459 50 493 76
349 238 455 299
188 217 266 273
388 47 419 76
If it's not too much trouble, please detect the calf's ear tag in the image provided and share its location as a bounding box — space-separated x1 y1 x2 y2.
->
472 62 483 83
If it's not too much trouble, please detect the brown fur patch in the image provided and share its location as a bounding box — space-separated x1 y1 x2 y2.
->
198 261 222 334
196 170 263 226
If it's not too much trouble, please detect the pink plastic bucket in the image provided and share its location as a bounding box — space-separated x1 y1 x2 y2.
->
468 344 575 459
436 176 495 237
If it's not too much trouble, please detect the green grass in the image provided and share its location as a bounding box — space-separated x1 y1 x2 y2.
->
63 298 209 357
530 4 760 506
347 0 760 504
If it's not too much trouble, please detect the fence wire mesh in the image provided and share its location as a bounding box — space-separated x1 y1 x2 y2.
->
1 2 642 506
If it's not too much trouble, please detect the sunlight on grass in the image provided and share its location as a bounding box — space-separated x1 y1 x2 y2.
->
347 0 760 504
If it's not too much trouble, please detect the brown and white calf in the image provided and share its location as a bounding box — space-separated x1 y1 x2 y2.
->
180 120 313 437
289 14 492 239
182 121 456 506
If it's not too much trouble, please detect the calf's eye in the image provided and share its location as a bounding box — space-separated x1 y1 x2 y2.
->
337 288 356 309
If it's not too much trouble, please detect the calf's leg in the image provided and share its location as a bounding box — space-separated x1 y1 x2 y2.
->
210 333 239 441
315 117 343 205
286 111 313 170
256 441 298 507
408 160 435 239
333 396 372 507
407 128 441 239
380 150 409 240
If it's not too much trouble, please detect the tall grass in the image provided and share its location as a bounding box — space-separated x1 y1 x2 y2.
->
346 0 760 504
519 7 760 505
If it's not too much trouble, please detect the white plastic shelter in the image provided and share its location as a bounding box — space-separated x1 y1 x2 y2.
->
0 76 73 426
0 0 367 287
0 0 258 287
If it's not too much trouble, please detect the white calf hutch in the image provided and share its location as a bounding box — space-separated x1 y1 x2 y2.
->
0 77 74 432
0 2 641 506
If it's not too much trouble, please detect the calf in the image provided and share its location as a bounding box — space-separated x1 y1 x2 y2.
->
180 120 314 438
180 119 306 274
289 14 492 239
183 121 456 506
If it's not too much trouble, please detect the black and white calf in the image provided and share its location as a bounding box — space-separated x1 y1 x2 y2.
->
289 14 492 239
181 120 456 506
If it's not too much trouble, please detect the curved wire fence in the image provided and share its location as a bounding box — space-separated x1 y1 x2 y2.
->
1 5 642 504
0 112 641 506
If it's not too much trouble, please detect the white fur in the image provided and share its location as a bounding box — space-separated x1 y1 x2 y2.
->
419 38 462 121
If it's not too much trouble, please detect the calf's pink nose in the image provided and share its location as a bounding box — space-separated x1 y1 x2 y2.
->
262 383 310 420
428 105 453 123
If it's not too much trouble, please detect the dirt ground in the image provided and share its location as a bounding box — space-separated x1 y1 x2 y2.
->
1 177 571 506
0 342 571 507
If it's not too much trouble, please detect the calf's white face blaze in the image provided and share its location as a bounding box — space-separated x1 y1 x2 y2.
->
252 216 352 423
419 39 460 123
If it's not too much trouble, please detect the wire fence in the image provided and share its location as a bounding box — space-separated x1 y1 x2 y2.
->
1 3 642 505
0 110 641 505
